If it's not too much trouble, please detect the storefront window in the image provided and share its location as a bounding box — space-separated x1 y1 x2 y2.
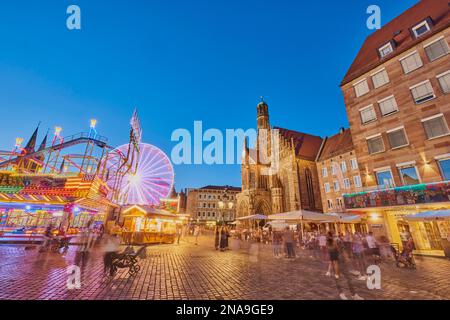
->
398 166 420 185
438 158 450 181
375 170 394 188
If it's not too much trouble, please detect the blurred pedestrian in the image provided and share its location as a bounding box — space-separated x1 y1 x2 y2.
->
352 232 367 280
193 225 200 245
283 227 295 259
325 232 340 279
214 226 220 250
318 232 327 261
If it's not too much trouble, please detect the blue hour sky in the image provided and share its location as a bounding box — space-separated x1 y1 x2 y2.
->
0 0 418 190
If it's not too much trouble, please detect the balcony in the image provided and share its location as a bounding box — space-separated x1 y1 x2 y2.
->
343 181 450 209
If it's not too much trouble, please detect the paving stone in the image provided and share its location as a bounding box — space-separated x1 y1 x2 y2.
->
0 236 449 300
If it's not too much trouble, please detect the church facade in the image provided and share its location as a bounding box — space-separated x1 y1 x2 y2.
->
236 100 324 217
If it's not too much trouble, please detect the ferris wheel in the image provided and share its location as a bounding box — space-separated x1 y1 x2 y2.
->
105 143 174 205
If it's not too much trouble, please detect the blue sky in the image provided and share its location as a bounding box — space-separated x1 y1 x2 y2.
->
0 0 418 190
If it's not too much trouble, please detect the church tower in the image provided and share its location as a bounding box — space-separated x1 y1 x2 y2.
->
257 97 270 130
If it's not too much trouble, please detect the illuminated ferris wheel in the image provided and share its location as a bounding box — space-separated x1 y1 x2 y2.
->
106 143 174 205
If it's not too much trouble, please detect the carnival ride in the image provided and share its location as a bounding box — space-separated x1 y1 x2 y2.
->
0 111 143 205
104 143 175 205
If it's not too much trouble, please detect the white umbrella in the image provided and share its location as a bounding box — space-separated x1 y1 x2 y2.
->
267 210 339 222
236 214 268 221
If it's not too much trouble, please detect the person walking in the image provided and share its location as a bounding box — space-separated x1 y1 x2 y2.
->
193 225 200 245
365 231 379 263
318 232 327 261
283 227 295 259
343 231 353 259
272 231 282 258
334 240 364 300
103 234 121 276
352 232 367 280
214 226 220 250
220 227 227 251
176 224 183 245
325 232 340 279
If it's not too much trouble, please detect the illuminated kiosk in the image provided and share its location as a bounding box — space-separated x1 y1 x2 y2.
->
120 205 177 244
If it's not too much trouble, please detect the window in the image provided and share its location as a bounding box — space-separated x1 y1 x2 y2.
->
437 71 450 94
387 127 408 149
322 167 328 177
398 166 420 185
343 178 350 189
212 212 215 217
353 175 362 188
424 37 449 62
336 198 343 208
350 158 358 170
399 51 423 74
410 80 435 104
367 135 385 154
371 69 389 88
327 199 333 210
360 105 377 124
331 164 336 176
324 183 330 193
333 181 340 192
412 20 431 38
354 79 369 97
340 162 347 173
422 114 450 139
375 169 394 188
379 42 394 58
378 95 398 116
437 158 450 181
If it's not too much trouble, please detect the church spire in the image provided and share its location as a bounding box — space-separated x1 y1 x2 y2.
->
24 122 40 153
38 129 49 151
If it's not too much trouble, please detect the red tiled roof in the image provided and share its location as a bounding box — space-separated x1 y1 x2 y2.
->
317 128 354 162
274 127 323 161
341 0 450 86
200 185 241 191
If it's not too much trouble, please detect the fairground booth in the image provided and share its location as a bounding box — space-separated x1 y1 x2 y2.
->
0 172 115 240
118 205 179 244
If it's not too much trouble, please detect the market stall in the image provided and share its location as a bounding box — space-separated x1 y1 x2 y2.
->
120 205 178 244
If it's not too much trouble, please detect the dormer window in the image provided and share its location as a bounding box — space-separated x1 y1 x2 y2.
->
412 20 431 38
379 42 394 58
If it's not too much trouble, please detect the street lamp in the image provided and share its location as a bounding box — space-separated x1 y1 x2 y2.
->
217 190 234 225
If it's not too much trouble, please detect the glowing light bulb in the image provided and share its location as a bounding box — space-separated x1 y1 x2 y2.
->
15 138 23 148
54 126 62 136
90 119 97 129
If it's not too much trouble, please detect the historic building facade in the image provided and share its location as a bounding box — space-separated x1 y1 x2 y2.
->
186 185 241 225
236 100 323 218
340 0 450 256
316 128 363 213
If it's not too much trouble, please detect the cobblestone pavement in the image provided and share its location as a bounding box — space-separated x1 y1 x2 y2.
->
0 235 449 300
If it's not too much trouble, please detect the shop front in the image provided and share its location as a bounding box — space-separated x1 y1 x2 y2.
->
344 181 450 257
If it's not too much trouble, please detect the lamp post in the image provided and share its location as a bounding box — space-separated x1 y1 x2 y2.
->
217 189 234 226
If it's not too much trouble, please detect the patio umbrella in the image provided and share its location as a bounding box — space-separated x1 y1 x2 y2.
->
267 210 339 222
236 214 268 220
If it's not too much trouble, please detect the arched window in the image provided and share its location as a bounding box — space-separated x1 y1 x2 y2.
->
305 168 315 209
